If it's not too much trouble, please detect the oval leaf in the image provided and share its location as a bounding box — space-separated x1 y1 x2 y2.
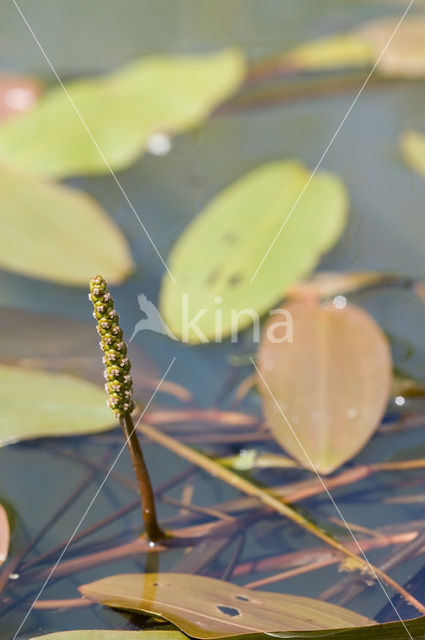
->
160 161 347 342
79 573 373 639
0 50 245 177
278 16 425 78
280 33 373 71
0 503 9 565
400 129 425 180
31 632 185 640
257 301 392 474
0 363 113 446
0 163 133 285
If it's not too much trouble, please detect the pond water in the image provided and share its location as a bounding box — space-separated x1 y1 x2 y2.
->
1 1 425 638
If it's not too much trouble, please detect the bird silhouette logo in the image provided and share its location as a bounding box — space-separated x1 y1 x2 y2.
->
129 294 177 342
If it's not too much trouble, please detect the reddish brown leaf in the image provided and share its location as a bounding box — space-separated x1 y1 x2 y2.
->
257 301 392 474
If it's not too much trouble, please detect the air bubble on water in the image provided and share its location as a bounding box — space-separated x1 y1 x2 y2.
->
147 132 172 156
346 408 357 418
394 395 405 406
333 295 347 310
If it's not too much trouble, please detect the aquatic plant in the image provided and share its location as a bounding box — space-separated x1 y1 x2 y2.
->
89 275 163 542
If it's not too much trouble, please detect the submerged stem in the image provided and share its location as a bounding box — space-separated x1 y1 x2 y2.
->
119 413 163 542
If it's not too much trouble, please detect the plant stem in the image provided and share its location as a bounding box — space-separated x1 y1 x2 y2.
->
119 413 164 543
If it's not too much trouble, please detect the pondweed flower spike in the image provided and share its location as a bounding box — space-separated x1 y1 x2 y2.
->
89 275 163 542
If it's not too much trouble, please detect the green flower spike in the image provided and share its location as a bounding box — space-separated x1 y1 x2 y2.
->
89 275 164 542
89 275 134 418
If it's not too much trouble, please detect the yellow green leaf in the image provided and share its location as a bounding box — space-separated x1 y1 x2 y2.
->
400 129 425 179
0 363 113 447
0 49 246 177
280 33 373 71
278 16 425 77
0 163 133 285
257 301 392 474
79 573 373 639
160 161 347 343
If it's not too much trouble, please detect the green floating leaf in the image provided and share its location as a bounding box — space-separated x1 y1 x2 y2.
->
400 129 425 180
160 161 347 342
279 15 425 77
257 301 392 474
0 163 133 285
31 632 184 640
0 363 113 447
79 573 373 639
280 33 373 71
0 49 245 177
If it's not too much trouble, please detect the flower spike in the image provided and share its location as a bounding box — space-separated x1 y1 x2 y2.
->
89 275 134 418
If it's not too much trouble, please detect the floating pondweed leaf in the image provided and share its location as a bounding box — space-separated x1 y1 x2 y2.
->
31 632 185 640
160 161 347 342
0 163 133 286
279 33 373 72
0 49 245 177
278 16 425 77
0 363 114 447
257 301 392 474
0 503 9 565
79 573 373 639
400 130 425 180
0 73 41 123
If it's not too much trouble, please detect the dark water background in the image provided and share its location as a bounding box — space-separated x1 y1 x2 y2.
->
1 1 425 637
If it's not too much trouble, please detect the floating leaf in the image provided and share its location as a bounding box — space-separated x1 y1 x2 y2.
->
79 573 373 639
400 129 425 180
359 16 425 77
0 503 9 565
0 73 41 123
0 163 133 285
0 49 245 177
278 16 425 77
31 632 185 640
0 363 114 447
257 301 392 474
280 33 373 71
160 161 347 342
